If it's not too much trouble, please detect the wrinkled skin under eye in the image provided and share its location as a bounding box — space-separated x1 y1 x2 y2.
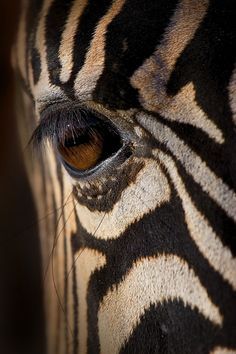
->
57 119 122 173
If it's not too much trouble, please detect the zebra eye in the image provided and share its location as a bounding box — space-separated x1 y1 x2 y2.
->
58 129 103 171
57 118 122 174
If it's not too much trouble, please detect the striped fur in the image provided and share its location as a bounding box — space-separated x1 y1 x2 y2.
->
14 0 236 353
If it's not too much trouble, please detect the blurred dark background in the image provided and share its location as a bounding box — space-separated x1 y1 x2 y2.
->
0 2 46 354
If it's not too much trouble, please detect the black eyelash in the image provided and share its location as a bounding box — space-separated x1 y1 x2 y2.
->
30 106 110 149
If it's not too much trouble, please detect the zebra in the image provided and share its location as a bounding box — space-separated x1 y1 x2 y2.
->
13 0 236 353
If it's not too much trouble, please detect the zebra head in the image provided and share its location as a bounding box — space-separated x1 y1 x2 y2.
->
14 0 236 353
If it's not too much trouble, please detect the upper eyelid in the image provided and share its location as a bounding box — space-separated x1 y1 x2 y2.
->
31 110 84 146
30 104 86 148
30 104 119 149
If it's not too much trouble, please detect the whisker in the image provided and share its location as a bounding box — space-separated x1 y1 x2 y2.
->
9 197 74 243
66 212 106 279
51 242 74 341
50 198 76 342
66 248 85 280
43 192 74 281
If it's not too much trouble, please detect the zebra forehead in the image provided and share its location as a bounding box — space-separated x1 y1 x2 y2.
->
20 0 220 115
24 0 199 108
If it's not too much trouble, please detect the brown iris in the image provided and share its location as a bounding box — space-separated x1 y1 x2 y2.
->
58 129 104 171
56 112 123 174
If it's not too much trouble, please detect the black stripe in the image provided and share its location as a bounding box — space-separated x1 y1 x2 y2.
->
31 46 41 84
45 0 113 98
66 0 113 89
120 302 219 354
45 0 75 87
167 0 236 137
25 0 44 85
93 0 179 109
144 109 236 193
175 155 236 256
166 0 236 202
137 110 236 255
73 178 236 351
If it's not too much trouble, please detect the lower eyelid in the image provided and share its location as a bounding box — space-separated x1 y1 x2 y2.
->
59 141 132 182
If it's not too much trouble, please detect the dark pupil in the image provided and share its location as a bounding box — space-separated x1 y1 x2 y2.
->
64 129 91 148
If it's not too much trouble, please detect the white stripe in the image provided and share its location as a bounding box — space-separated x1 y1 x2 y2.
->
228 64 236 125
73 248 106 354
98 255 222 354
59 0 88 83
75 158 170 239
210 348 236 354
130 0 223 143
158 82 224 144
74 0 126 98
155 150 236 290
34 0 64 108
137 113 236 222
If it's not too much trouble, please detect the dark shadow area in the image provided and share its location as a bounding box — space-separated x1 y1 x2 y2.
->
0 2 46 354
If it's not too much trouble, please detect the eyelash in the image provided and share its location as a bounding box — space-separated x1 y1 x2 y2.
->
31 107 98 147
31 106 132 179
